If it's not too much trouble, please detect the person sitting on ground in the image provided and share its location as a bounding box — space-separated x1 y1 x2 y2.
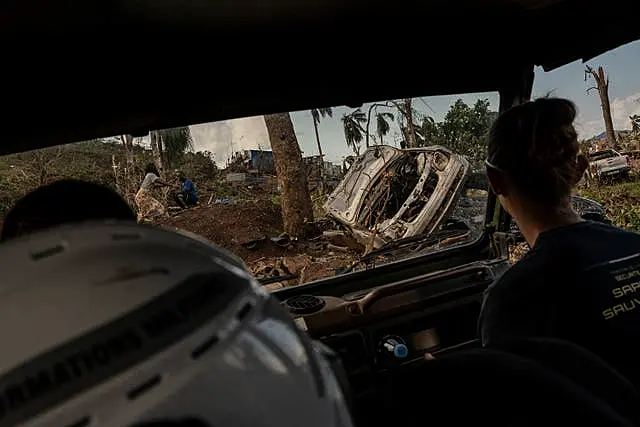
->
479 96 640 386
135 163 171 222
0 179 135 242
173 169 199 209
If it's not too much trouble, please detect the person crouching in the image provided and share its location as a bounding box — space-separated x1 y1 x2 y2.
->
173 170 199 209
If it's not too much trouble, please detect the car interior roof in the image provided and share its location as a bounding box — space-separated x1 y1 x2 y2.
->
0 0 638 155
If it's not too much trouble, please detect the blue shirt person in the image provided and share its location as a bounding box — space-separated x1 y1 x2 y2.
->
173 171 198 209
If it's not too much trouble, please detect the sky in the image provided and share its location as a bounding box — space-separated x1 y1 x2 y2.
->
190 40 640 167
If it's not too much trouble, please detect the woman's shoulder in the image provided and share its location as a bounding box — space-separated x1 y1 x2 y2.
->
486 249 549 298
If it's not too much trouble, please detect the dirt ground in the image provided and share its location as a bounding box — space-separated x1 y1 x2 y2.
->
157 199 294 263
157 198 360 288
156 189 489 288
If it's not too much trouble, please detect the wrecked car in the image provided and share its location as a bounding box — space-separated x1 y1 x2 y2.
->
588 149 631 181
324 145 470 248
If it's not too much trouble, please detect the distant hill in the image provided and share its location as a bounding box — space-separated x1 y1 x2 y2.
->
590 130 630 141
583 130 634 151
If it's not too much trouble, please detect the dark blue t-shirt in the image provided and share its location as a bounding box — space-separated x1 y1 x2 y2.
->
480 221 640 385
180 179 198 203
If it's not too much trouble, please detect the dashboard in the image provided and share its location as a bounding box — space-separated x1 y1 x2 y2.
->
279 258 510 423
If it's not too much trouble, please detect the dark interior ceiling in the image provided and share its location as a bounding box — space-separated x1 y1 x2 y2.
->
0 0 638 154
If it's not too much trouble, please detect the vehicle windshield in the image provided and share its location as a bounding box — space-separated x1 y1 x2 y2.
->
589 150 617 161
0 93 497 288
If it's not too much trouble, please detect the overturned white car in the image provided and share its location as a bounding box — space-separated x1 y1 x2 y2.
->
324 145 470 249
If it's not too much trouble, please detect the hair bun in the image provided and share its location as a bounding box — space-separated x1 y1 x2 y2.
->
487 96 583 205
527 98 578 169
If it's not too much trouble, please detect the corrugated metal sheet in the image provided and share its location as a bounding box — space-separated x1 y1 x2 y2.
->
248 150 275 172
225 172 267 186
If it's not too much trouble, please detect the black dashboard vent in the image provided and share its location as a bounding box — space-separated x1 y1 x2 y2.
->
285 295 326 315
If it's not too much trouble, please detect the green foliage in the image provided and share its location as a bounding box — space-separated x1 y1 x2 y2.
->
0 140 121 213
376 112 394 142
0 140 217 215
578 180 640 232
420 98 498 168
311 108 333 125
154 126 194 168
341 109 367 154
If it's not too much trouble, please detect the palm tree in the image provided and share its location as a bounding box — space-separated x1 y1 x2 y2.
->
310 108 333 159
310 107 333 192
375 112 394 144
160 127 193 166
341 109 367 155
150 126 193 177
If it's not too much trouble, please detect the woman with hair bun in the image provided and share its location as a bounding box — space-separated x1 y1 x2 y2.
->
480 97 640 385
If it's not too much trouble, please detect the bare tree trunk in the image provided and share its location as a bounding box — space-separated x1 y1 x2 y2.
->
149 131 165 177
366 105 375 148
586 66 619 150
121 134 135 176
403 98 418 148
312 119 325 193
264 113 314 237
120 134 136 202
112 154 121 193
391 99 418 148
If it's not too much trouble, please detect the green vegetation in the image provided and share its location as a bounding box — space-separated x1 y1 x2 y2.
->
578 180 640 232
341 98 497 170
0 140 218 215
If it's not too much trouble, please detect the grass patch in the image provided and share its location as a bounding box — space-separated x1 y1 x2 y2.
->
576 180 640 232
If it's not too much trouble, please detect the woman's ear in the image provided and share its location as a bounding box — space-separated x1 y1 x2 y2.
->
487 167 507 196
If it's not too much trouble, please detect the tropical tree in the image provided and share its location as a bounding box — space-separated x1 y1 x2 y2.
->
263 113 314 237
361 102 396 147
310 107 333 159
585 65 619 150
375 112 395 144
310 107 333 192
341 109 367 156
149 126 193 177
419 98 497 168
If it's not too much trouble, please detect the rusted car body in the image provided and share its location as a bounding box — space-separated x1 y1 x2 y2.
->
324 145 470 248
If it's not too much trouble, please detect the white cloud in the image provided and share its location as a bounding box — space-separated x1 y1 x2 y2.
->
611 93 640 129
190 116 270 167
575 92 640 139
